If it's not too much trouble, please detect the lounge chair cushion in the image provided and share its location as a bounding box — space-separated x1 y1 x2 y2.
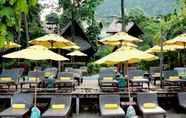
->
154 73 160 76
44 72 54 77
104 104 118 109
51 104 65 109
143 103 157 109
140 106 166 115
133 76 143 80
103 77 113 80
101 107 125 116
12 104 26 109
169 76 180 80
30 77 39 81
0 77 12 81
60 77 71 80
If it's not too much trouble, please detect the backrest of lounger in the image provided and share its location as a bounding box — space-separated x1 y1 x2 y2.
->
99 68 114 80
137 93 158 106
44 67 58 77
128 70 144 79
174 67 186 74
178 92 186 104
150 67 160 74
163 70 178 79
99 95 120 107
12 68 24 77
12 93 33 108
51 95 72 107
0 69 18 80
28 71 44 79
57 72 74 80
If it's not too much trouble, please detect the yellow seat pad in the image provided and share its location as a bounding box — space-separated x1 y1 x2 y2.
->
0 77 12 81
30 77 39 81
51 104 65 109
12 104 26 109
104 104 118 109
103 77 113 80
45 72 54 77
60 77 71 80
133 76 143 80
143 103 157 109
169 76 180 80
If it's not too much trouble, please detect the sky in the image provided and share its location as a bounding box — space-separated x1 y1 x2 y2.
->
38 0 61 21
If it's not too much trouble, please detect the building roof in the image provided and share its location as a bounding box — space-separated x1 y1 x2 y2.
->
106 19 144 37
60 21 95 57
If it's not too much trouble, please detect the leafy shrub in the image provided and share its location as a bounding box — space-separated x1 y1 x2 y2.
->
87 62 100 75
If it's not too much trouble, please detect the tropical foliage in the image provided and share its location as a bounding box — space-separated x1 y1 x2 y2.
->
0 0 42 47
58 0 103 50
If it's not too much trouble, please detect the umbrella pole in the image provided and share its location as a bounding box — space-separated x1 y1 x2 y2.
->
184 43 186 74
124 62 130 100
58 49 61 72
34 84 37 106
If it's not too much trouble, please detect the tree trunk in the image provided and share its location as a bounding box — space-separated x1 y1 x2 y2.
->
23 13 29 47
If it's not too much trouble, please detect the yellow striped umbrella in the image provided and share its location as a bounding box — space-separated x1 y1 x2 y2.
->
2 41 21 48
95 46 158 65
3 45 69 61
29 34 77 49
98 32 142 45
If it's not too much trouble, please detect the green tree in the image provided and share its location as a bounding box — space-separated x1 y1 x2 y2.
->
46 12 59 24
0 0 38 47
58 0 103 50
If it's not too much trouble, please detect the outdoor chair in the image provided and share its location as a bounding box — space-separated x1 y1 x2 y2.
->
178 92 186 110
67 68 83 85
98 68 119 92
55 72 76 90
42 95 72 118
0 69 19 90
44 67 58 78
137 92 166 118
128 70 149 91
0 93 33 118
163 70 185 90
13 68 24 79
19 71 44 90
149 67 161 85
80 66 88 76
99 95 125 117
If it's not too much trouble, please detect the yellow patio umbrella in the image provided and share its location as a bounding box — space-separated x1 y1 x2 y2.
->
29 34 77 48
145 45 184 53
165 33 186 73
2 41 21 48
95 46 157 99
95 46 158 65
98 32 142 45
3 45 69 61
2 45 68 109
164 33 186 46
29 34 77 71
100 41 138 48
67 50 87 56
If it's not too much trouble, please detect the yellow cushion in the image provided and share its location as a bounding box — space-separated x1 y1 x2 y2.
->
143 103 157 109
154 73 160 76
51 104 65 109
103 77 113 80
12 104 25 109
60 77 71 80
169 76 179 80
30 77 39 81
133 76 143 80
104 104 118 109
45 72 54 77
0 77 12 81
